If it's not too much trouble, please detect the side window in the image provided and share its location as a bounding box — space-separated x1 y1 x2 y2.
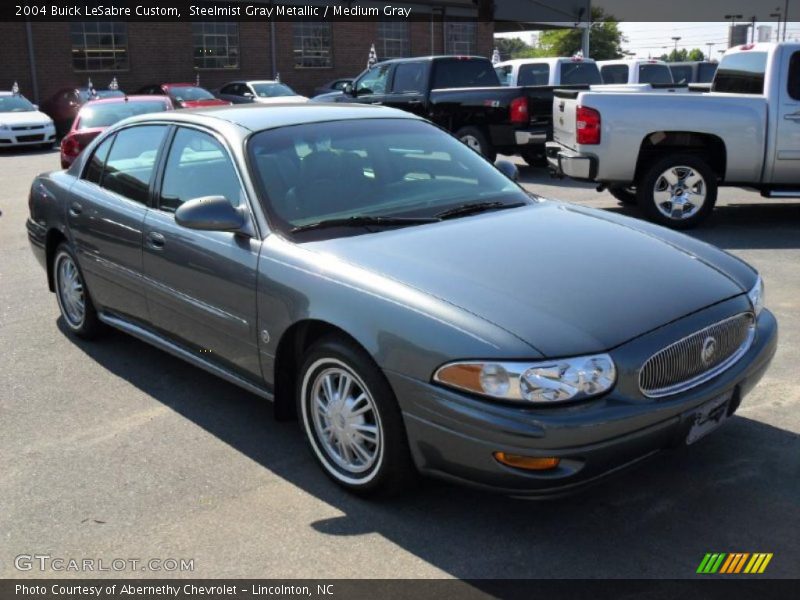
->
84 134 115 185
392 63 425 93
220 84 237 95
356 65 391 95
789 52 800 101
100 126 168 205
160 128 244 213
518 63 550 86
494 66 512 85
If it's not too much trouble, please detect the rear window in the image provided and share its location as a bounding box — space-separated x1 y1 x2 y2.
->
697 63 718 83
713 51 768 94
600 65 628 84
670 66 693 84
518 63 550 86
78 100 168 130
431 59 500 89
559 62 601 85
639 64 673 84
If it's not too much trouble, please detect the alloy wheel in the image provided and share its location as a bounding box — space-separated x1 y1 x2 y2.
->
652 165 707 221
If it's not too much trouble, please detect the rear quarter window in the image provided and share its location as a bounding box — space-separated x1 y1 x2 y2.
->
713 52 768 94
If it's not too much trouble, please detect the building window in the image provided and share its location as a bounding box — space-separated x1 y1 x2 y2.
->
293 22 332 68
193 22 239 69
70 22 128 71
445 22 477 55
377 22 410 61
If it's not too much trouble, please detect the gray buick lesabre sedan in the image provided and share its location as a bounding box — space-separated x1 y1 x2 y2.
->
27 104 777 496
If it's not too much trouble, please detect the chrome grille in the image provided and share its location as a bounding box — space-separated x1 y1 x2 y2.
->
639 313 755 398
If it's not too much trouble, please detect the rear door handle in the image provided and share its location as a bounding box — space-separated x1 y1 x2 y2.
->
68 202 82 216
785 112 800 121
146 231 165 250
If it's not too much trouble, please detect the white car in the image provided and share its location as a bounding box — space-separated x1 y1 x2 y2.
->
0 92 57 148
215 80 308 105
597 59 674 85
494 56 602 87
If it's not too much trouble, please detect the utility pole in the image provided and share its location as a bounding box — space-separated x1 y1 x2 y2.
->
750 16 757 43
784 0 789 41
770 9 782 42
706 42 715 60
671 36 681 60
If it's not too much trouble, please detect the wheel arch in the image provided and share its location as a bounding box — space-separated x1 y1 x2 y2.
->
635 131 727 183
45 229 68 292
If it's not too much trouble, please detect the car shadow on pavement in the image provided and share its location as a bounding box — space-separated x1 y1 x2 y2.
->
59 319 800 579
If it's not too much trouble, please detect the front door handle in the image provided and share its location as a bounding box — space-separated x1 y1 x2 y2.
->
785 112 800 121
146 231 165 250
68 202 83 216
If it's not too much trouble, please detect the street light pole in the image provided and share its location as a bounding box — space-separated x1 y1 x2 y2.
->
671 36 681 60
706 42 715 60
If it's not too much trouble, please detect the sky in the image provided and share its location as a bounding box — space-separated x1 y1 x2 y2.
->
497 21 800 59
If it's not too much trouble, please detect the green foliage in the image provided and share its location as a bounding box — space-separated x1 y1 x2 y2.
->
495 37 531 60
662 48 707 62
535 7 625 60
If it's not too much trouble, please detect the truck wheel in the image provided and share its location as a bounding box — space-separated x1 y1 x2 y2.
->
608 186 637 205
637 154 717 229
520 148 548 168
455 127 496 162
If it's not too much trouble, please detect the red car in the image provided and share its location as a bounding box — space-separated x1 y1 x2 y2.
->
40 86 126 136
60 95 171 168
136 83 232 109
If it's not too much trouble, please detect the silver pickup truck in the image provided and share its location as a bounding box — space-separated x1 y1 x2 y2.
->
547 42 800 228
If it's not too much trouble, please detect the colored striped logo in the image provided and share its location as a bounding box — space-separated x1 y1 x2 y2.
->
697 553 773 574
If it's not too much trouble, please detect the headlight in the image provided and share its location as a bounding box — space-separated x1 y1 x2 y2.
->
433 354 616 404
747 276 764 317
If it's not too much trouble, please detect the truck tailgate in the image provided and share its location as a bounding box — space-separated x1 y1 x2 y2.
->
552 89 580 150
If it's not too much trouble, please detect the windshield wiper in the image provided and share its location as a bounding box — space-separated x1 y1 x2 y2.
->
434 201 526 220
290 215 440 234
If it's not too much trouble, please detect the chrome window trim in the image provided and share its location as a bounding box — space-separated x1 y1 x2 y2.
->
639 312 756 398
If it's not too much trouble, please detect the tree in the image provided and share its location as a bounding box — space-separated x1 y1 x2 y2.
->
662 48 707 62
527 7 625 60
687 48 706 61
494 36 531 60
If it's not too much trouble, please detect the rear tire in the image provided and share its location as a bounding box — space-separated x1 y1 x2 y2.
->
608 186 638 205
636 154 717 229
297 336 417 497
455 126 496 162
53 243 101 339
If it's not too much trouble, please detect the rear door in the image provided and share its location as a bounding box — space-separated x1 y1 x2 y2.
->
142 125 262 380
67 125 169 321
771 50 800 184
384 61 429 116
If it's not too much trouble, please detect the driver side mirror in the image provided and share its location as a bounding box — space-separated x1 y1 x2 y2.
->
343 82 355 96
495 159 519 182
175 195 249 234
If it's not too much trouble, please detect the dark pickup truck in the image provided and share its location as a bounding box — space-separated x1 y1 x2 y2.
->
312 55 558 164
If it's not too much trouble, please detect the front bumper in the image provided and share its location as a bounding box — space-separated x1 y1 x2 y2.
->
0 126 56 147
388 307 777 497
546 141 596 181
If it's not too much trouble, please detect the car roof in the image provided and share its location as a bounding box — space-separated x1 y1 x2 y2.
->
598 59 668 66
79 95 169 107
121 102 420 133
495 57 597 67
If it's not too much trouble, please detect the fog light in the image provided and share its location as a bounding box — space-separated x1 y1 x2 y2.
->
493 452 560 471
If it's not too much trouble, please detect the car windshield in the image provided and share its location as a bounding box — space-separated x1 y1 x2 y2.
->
248 118 530 238
0 95 36 112
252 83 297 98
77 100 168 130
169 86 215 102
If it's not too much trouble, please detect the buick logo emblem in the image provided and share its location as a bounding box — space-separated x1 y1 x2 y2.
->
701 336 717 365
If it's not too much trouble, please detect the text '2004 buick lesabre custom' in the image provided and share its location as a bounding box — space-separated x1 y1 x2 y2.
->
26 103 777 496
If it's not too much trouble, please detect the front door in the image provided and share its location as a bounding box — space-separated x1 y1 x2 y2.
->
67 125 169 322
347 64 392 105
142 125 261 380
771 50 800 185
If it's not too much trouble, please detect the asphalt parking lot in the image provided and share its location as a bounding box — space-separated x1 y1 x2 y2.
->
1 147 798 579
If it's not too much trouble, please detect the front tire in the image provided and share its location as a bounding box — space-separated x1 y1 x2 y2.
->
455 126 496 162
298 336 416 496
637 154 717 229
53 243 101 338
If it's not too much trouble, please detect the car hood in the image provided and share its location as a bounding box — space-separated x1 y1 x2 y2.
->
179 99 231 108
304 202 748 356
254 96 308 104
0 110 53 126
310 91 344 102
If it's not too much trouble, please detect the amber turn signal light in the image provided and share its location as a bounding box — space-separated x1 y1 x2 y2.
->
493 452 560 471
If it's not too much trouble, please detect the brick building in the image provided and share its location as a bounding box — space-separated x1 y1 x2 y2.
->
0 16 494 103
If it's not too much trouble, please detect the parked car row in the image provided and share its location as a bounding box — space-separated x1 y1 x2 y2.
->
547 42 800 228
